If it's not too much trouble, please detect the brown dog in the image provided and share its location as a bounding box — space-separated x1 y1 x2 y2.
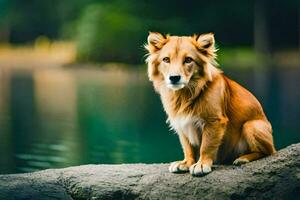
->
145 32 276 176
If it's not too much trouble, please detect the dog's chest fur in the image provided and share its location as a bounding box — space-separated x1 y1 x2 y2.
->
169 115 205 146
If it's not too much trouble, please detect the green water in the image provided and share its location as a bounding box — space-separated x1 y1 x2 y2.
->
0 67 299 174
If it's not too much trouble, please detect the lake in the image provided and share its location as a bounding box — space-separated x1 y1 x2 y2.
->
0 66 299 174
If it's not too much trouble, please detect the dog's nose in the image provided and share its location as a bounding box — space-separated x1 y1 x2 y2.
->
169 75 181 84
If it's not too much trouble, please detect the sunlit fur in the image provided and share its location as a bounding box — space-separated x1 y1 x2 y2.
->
145 32 276 176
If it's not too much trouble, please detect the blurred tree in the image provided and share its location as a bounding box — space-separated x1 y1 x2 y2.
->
254 0 270 56
268 0 299 50
3 0 95 43
75 0 255 63
0 0 10 42
9 0 61 42
76 3 147 64
0 0 298 63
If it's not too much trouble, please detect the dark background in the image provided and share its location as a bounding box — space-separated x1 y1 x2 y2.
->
0 0 299 63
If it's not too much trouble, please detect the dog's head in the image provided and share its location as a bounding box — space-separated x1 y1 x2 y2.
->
145 32 219 91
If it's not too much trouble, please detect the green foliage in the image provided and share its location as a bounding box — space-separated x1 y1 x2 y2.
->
76 4 147 64
0 0 299 64
218 47 264 69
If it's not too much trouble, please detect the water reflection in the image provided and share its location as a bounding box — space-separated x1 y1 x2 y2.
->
0 68 13 173
0 67 299 174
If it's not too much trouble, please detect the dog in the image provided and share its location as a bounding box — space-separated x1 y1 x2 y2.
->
144 32 276 176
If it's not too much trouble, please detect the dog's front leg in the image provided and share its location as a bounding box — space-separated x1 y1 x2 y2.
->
169 133 196 173
190 118 227 176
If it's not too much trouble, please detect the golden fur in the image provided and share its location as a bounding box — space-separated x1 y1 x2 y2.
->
145 32 276 176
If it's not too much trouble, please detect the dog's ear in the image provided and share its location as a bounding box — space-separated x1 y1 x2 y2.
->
194 33 216 54
146 32 168 53
194 33 218 81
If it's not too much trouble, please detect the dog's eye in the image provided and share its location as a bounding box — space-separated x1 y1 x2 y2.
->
162 57 170 63
184 57 193 64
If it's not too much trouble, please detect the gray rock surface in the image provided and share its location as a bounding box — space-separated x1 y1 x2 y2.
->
1 143 300 200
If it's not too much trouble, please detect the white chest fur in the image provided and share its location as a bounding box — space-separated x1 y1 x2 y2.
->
169 115 205 146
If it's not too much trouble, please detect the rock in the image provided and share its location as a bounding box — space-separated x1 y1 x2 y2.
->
0 143 300 200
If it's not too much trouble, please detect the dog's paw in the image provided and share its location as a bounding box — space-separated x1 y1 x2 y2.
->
189 162 212 176
233 158 249 165
169 160 193 173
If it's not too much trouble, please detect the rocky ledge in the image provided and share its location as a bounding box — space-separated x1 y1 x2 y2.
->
0 143 300 200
